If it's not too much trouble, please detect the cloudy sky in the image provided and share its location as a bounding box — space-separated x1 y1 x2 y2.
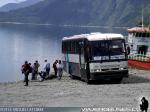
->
0 0 26 7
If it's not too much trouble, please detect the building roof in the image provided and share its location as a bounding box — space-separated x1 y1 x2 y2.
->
62 32 124 41
128 27 150 33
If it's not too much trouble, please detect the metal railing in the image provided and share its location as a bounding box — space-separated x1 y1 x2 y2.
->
128 54 150 62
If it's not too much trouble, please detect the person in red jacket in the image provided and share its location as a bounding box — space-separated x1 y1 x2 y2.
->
22 61 31 86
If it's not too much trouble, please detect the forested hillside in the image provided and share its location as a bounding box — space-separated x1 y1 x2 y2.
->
0 0 149 27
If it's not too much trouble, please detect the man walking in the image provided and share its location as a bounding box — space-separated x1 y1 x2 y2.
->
53 60 58 77
57 60 63 80
21 61 31 86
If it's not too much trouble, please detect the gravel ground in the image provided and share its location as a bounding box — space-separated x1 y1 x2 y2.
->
0 69 150 110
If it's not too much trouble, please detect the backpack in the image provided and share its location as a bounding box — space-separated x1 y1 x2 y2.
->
21 65 26 73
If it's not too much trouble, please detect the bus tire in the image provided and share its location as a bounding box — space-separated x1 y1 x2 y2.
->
70 74 75 79
85 78 91 84
114 77 123 84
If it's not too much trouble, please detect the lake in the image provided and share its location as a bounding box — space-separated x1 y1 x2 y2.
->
0 23 127 82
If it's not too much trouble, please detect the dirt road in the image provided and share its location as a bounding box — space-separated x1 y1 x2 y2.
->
0 69 150 110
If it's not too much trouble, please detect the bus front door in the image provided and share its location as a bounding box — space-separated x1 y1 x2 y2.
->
79 44 88 82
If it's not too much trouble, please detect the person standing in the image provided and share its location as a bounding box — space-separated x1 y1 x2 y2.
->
57 60 63 80
35 60 40 80
53 60 58 77
21 61 30 86
40 60 48 81
29 63 32 75
45 61 50 78
31 63 36 80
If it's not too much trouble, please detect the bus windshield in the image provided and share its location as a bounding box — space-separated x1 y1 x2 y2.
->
91 39 126 60
109 39 125 55
91 41 109 56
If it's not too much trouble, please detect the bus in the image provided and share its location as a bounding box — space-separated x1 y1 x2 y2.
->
62 32 128 83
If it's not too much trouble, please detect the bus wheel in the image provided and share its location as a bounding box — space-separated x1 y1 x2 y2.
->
114 77 123 84
85 78 91 84
70 74 75 79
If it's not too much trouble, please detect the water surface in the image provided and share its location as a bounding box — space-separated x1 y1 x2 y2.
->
0 23 127 82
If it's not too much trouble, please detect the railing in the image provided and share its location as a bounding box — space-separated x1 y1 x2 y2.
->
128 54 150 62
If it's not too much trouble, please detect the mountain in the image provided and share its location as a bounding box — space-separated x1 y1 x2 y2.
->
0 0 43 12
0 0 150 27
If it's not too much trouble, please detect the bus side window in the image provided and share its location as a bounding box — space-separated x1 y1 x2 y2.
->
66 41 70 53
77 41 80 53
72 41 75 54
74 40 79 54
70 41 72 53
68 41 71 53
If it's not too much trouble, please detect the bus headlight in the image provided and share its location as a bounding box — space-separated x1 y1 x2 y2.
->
90 69 101 73
120 67 127 70
96 69 101 72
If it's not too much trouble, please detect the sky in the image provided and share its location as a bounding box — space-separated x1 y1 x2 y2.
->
0 0 26 7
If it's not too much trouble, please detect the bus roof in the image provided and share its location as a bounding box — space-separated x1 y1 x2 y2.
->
62 32 124 41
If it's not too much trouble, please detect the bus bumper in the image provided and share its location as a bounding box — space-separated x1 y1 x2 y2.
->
89 70 128 80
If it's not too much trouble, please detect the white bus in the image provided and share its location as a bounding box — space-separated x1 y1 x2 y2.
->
62 32 128 83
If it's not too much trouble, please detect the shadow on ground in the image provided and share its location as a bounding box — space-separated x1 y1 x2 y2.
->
71 74 150 85
122 74 150 84
91 74 150 85
29 72 150 85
